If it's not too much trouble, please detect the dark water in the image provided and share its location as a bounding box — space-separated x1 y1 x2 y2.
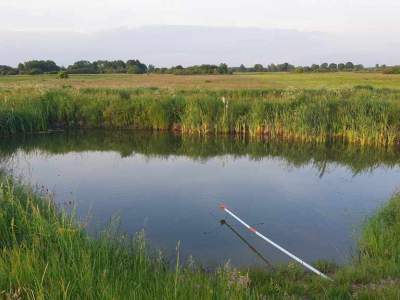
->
1 130 400 268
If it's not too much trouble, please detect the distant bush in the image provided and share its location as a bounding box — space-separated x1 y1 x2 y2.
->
58 71 69 79
383 66 400 74
0 65 18 75
353 85 374 91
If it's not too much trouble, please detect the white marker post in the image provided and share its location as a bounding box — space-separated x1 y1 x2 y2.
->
219 204 333 281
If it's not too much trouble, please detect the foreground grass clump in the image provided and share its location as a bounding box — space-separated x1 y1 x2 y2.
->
1 86 400 146
1 175 400 299
332 193 400 299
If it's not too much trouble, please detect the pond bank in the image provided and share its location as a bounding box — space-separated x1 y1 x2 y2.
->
1 175 400 299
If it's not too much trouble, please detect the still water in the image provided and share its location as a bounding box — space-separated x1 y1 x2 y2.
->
1 130 400 268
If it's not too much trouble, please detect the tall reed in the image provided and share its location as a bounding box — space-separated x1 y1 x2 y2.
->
1 86 400 146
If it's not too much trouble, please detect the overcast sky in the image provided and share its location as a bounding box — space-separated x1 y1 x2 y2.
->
0 0 399 66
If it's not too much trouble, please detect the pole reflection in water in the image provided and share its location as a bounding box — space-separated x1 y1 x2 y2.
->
219 219 274 269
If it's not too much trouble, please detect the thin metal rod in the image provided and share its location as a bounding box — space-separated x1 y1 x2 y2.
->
219 204 333 281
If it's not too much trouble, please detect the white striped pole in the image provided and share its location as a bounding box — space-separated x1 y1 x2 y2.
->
219 204 333 281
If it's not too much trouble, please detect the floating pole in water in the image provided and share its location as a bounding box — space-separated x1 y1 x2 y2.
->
219 204 333 281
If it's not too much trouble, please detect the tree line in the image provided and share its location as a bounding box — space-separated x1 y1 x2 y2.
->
149 64 230 75
0 59 399 76
232 62 366 73
0 60 231 76
0 60 148 75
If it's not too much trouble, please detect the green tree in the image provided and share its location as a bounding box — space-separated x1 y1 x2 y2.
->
277 63 294 72
148 64 155 73
0 65 18 75
345 62 354 70
328 63 338 71
320 63 329 70
95 60 126 73
338 63 345 71
311 64 320 71
126 60 147 74
254 64 264 72
67 61 99 74
354 64 364 71
218 63 229 74
18 60 60 74
267 64 278 72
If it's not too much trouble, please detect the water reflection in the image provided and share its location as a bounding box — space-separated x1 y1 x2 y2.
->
1 130 400 176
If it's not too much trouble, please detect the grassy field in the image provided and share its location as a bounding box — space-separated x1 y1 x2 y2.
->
1 175 400 299
1 72 400 90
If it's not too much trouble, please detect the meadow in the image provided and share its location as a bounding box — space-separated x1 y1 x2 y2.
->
1 72 400 90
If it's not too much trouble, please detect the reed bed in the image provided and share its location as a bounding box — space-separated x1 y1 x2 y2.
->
1 86 400 146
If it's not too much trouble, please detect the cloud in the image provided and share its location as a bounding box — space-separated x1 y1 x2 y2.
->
0 26 398 67
1 0 399 33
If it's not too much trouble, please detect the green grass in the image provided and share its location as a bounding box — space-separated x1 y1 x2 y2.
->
1 175 400 299
1 87 400 146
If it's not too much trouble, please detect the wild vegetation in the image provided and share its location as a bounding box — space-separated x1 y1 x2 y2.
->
1 173 400 299
1 86 400 146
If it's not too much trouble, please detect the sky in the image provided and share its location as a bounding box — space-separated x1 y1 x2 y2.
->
0 0 399 66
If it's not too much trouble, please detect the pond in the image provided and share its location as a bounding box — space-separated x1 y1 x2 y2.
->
1 130 400 268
